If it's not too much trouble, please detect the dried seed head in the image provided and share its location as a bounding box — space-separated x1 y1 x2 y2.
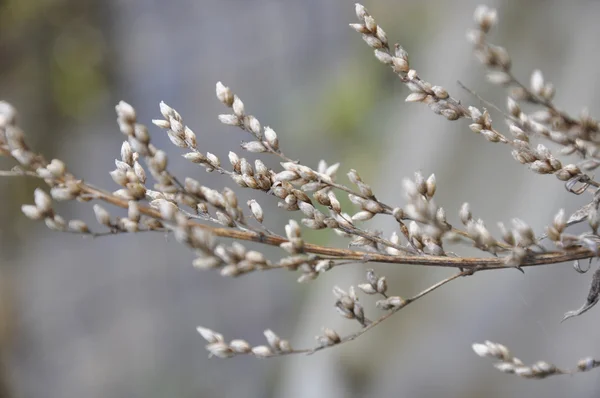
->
68 219 90 233
264 127 279 150
263 329 281 350
473 5 497 32
459 203 472 225
216 82 234 107
251 345 273 358
218 114 239 126
229 339 251 354
206 342 234 358
47 159 66 177
530 70 544 95
93 204 111 226
247 199 264 223
232 96 245 117
34 188 52 214
241 141 267 153
21 204 42 220
116 101 136 123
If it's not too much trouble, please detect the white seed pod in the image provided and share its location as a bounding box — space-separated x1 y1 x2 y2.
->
441 109 459 120
405 92 428 103
116 101 136 123
514 367 535 378
494 362 516 374
355 3 368 19
374 49 393 64
358 283 376 294
159 101 178 120
246 116 261 136
242 174 258 189
529 160 553 174
11 149 34 166
315 259 333 273
432 86 448 99
35 167 54 179
228 151 240 169
183 152 206 163
206 152 220 168
216 211 235 227
553 208 565 233
349 23 368 33
218 114 239 126
375 25 388 43
472 343 490 357
473 5 497 32
205 342 234 358
21 204 42 220
167 130 186 148
215 82 234 107
247 199 264 223
577 357 596 372
33 188 52 213
127 201 140 222
120 141 134 164
133 161 146 183
351 211 374 222
222 187 238 208
241 141 267 153
253 160 268 176
362 34 383 49
251 345 272 358
152 150 168 173
278 340 292 353
245 250 266 265
459 203 472 224
263 329 281 350
264 127 279 150
110 169 128 186
530 69 544 95
157 199 177 220
324 328 341 344
120 218 139 232
152 119 170 129
68 219 90 233
229 339 251 354
192 256 221 269
298 201 315 218
392 57 409 73
376 277 387 294
183 126 197 148
384 296 406 309
45 215 66 231
93 204 111 226
486 71 511 85
232 96 245 117
47 159 66 177
392 207 404 221
274 170 299 182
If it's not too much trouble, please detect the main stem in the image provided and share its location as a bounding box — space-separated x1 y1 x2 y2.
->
80 184 595 270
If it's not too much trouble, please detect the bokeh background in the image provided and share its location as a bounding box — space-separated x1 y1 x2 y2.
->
2 0 600 397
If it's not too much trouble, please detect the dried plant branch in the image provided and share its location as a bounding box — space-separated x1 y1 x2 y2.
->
473 340 600 379
197 269 469 358
2 2 600 380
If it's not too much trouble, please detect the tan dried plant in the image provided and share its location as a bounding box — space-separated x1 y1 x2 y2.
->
2 3 600 379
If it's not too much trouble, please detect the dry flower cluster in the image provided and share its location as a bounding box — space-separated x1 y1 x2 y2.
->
2 3 600 379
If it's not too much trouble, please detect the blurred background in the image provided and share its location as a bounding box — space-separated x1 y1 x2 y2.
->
2 0 600 397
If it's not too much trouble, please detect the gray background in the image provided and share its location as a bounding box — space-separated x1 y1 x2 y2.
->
1 0 600 397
